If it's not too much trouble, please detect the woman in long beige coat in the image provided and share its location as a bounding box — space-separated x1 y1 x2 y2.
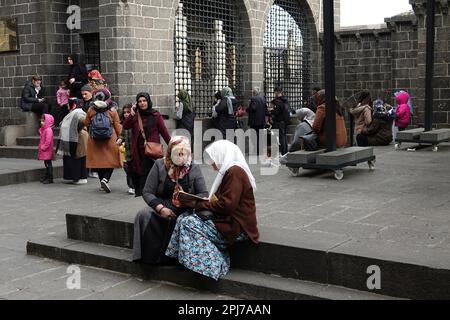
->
84 100 122 193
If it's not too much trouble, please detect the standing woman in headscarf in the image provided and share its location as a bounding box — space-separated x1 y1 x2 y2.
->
215 86 238 139
123 92 171 197
166 140 259 280
132 136 208 264
67 55 88 99
175 89 196 139
57 100 88 184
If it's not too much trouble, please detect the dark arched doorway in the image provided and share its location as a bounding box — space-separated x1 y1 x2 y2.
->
264 0 314 110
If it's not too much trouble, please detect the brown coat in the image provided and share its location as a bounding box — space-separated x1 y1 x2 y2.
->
195 166 259 245
312 104 348 148
83 107 122 169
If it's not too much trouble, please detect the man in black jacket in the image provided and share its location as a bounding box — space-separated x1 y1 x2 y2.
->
247 87 267 157
269 87 290 156
20 75 50 115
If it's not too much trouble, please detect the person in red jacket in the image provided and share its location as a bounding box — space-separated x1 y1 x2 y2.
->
123 92 171 197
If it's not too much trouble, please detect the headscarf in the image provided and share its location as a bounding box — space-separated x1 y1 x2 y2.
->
373 99 390 120
136 92 153 116
88 70 104 81
58 108 86 156
205 140 256 200
316 89 326 106
164 136 192 182
177 89 193 113
221 86 235 116
93 88 111 102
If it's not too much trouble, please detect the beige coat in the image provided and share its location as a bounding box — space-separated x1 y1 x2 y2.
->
76 129 89 159
349 103 373 135
83 106 122 169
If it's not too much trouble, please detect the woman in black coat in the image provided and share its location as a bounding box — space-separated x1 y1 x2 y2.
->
67 55 88 99
214 86 238 138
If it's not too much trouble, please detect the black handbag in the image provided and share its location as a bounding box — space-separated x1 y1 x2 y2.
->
195 210 215 221
141 211 177 265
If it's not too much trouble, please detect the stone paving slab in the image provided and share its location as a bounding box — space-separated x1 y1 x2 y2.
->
1 143 450 298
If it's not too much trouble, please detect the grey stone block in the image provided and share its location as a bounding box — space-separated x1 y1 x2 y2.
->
287 149 326 164
396 128 425 141
316 149 357 166
419 129 450 142
316 147 373 166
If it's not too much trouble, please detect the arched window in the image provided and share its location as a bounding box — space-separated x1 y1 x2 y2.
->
174 1 245 118
264 0 311 110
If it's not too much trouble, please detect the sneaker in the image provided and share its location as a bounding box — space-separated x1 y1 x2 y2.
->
100 178 111 193
260 158 272 167
88 171 99 178
73 179 88 185
128 188 135 195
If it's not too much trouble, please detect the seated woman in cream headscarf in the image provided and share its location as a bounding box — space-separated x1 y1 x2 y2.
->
166 140 259 280
132 136 208 265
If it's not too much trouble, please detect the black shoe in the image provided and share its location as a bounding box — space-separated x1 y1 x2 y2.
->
42 178 53 184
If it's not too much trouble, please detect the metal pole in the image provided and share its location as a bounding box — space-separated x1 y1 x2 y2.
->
425 0 435 132
323 0 336 152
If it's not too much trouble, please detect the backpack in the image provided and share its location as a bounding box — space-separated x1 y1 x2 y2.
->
90 109 112 140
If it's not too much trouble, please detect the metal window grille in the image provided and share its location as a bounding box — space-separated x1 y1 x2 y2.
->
81 33 101 71
174 1 245 118
264 0 310 110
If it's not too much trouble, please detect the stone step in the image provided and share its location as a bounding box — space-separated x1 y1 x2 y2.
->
0 145 60 160
26 235 398 300
0 159 63 186
0 146 41 159
62 213 450 299
16 136 59 147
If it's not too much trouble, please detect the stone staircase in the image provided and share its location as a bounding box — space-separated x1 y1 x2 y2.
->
27 211 450 300
0 113 63 184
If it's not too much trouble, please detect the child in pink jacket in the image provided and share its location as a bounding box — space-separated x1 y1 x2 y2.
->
38 114 55 184
395 91 411 131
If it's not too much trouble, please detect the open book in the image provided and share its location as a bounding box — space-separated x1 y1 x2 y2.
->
177 191 209 202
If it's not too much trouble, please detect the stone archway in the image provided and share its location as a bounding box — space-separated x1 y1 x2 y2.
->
262 0 319 109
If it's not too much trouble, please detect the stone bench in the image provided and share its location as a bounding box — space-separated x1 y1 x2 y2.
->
396 128 425 141
419 129 450 142
286 149 326 164
315 147 374 166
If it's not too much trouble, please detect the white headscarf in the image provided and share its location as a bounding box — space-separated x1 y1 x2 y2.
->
205 140 257 199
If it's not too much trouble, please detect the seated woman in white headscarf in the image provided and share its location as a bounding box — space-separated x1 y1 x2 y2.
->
166 140 259 280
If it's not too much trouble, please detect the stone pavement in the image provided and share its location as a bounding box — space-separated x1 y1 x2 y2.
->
1 142 450 299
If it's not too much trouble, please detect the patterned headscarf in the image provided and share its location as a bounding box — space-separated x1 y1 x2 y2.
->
164 136 192 182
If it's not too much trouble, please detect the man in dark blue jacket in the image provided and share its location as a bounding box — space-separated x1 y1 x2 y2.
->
247 87 267 156
269 87 290 156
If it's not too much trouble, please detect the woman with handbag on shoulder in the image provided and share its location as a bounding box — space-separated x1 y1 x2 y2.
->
123 92 171 197
132 136 208 265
